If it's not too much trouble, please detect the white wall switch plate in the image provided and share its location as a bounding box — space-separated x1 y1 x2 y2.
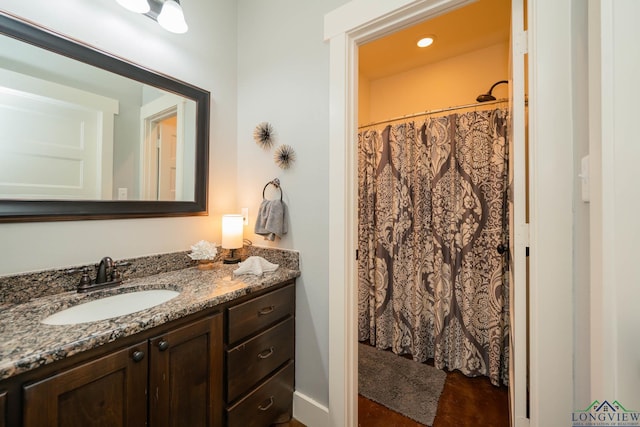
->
118 187 128 200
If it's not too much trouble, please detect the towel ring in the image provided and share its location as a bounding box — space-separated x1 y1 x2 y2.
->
262 178 283 201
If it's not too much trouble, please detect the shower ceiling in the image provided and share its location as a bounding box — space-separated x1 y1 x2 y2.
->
359 0 511 80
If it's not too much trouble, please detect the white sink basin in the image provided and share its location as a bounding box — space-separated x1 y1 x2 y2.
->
42 289 180 325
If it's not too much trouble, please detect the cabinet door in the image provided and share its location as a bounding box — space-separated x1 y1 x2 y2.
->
0 390 6 427
149 314 223 427
22 341 148 427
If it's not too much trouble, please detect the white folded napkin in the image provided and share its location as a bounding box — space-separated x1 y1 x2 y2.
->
233 256 279 276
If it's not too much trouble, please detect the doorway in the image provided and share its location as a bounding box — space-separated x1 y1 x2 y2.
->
324 0 535 425
139 93 187 202
143 112 178 201
356 0 512 424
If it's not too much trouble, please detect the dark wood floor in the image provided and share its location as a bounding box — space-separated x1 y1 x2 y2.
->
358 368 509 427
275 365 509 427
273 419 305 427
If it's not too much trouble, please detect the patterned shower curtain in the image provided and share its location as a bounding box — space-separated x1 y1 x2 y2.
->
357 108 509 386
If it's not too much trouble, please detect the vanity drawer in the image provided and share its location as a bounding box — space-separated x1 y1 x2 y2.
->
227 284 294 344
227 317 294 402
226 361 294 427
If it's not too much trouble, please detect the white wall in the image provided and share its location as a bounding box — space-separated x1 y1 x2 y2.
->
0 0 238 275
236 0 349 411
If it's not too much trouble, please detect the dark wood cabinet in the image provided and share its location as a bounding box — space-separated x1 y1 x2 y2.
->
0 390 7 427
22 341 148 427
225 283 295 426
19 314 222 427
149 315 223 427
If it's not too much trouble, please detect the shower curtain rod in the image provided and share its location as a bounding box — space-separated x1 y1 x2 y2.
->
358 98 508 130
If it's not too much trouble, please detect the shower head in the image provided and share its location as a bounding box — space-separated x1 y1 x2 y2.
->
476 93 498 103
476 80 508 103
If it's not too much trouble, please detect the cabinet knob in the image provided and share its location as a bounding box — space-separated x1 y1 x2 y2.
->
132 350 145 362
158 340 169 351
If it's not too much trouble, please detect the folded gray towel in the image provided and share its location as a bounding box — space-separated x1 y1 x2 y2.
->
254 199 288 241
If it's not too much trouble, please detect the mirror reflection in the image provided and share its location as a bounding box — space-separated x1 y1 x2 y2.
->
0 33 197 202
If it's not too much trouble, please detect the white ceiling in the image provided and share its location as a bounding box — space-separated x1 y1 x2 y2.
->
359 0 511 80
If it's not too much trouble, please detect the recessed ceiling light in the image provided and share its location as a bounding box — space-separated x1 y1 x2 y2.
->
417 36 435 48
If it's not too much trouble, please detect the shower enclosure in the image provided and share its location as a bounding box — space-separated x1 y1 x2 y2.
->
357 104 510 386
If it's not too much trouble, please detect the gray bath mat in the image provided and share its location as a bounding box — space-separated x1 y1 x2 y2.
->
358 343 447 426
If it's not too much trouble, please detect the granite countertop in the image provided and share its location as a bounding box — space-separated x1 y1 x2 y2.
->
0 263 300 381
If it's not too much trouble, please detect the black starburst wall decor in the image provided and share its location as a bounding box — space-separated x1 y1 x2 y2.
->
274 144 296 169
253 122 275 149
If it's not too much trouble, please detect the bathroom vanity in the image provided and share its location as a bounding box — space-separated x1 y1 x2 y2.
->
0 260 298 427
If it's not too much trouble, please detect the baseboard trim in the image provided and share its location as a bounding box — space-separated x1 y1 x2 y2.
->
293 391 329 426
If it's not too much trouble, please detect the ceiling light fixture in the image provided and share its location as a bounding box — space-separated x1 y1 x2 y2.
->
156 0 188 34
417 36 435 48
116 0 150 13
115 0 189 34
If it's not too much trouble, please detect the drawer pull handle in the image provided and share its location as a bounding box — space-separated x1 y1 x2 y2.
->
158 340 169 351
258 347 275 359
258 305 275 316
258 396 274 411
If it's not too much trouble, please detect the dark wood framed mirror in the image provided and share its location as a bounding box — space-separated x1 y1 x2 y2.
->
0 11 209 222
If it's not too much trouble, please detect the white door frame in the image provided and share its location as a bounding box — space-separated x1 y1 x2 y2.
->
526 1 575 425
508 0 528 425
140 95 185 201
325 1 484 426
325 0 574 426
